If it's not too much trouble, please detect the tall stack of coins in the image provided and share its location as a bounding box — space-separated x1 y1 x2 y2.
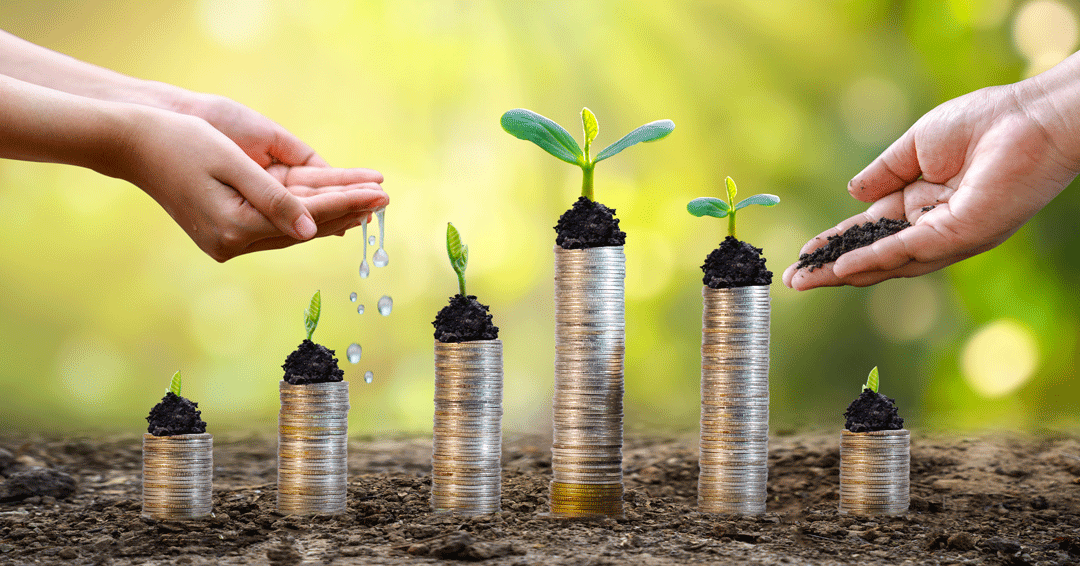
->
142 433 213 520
551 246 625 518
699 285 770 515
839 429 910 516
277 381 349 515
432 339 503 514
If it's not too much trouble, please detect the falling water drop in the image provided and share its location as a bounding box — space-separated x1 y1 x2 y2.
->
364 371 374 384
377 295 393 316
349 292 357 302
357 304 365 314
346 343 362 364
359 217 370 278
373 209 389 267
368 235 376 246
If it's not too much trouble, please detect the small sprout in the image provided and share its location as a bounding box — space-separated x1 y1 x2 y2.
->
501 107 674 201
169 370 182 397
446 223 469 296
863 366 880 394
304 290 321 341
687 176 779 240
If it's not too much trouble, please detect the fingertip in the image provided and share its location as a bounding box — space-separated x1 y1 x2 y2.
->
294 215 317 240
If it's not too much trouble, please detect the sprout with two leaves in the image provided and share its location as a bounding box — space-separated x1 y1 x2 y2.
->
281 290 344 385
501 108 674 201
687 177 780 240
146 370 207 437
433 223 498 343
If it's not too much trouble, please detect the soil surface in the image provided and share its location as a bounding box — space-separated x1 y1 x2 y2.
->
2 432 1079 565
281 340 344 385
432 295 499 343
701 236 772 289
844 390 905 433
796 218 911 272
554 197 626 249
145 393 207 437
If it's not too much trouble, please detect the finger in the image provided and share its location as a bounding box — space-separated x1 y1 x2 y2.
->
848 126 920 203
282 166 384 187
285 182 385 198
241 215 361 255
268 123 325 167
788 262 845 291
796 192 907 257
832 221 962 279
217 157 316 241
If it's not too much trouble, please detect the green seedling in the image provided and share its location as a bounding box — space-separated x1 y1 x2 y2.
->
863 366 880 394
169 370 182 397
446 223 469 296
304 290 321 341
687 176 780 240
501 107 674 201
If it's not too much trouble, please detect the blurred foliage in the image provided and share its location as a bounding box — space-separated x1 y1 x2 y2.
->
0 0 1077 435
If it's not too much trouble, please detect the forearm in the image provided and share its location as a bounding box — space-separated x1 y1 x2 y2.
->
0 29 186 112
1020 50 1080 170
0 74 135 178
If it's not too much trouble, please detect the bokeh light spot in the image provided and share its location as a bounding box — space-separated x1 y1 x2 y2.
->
840 75 909 146
198 0 275 49
948 0 1013 29
1014 0 1078 74
960 319 1039 397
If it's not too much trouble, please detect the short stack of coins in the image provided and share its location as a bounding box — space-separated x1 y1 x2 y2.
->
142 433 213 520
277 380 349 515
551 246 625 518
839 429 910 516
432 339 503 514
699 285 771 515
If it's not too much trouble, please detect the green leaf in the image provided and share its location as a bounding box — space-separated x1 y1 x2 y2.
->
447 223 468 295
686 197 730 218
864 366 880 393
726 176 738 203
501 109 584 165
594 119 675 162
734 194 781 210
169 370 182 397
304 290 321 341
581 107 598 154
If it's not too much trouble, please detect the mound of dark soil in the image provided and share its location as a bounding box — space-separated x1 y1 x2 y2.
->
281 340 344 385
554 196 626 249
701 236 772 288
796 217 911 272
0 468 77 502
433 294 499 343
844 389 905 432
145 392 207 437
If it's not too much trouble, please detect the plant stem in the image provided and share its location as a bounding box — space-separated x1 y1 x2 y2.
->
457 273 467 297
728 211 737 240
581 164 595 201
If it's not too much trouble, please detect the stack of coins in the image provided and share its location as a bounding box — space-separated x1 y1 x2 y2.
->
278 381 350 515
699 285 771 515
142 433 213 520
432 339 503 514
839 429 910 516
551 246 625 518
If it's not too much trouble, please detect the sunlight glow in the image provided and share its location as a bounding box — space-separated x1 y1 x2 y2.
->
960 319 1039 397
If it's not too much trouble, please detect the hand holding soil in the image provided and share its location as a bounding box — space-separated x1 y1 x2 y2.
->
783 50 1080 290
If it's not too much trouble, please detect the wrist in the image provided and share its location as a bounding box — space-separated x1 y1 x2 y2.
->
1017 52 1080 170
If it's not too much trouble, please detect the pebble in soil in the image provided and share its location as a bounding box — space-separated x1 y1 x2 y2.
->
145 392 207 437
281 340 344 385
433 294 499 343
554 196 626 249
796 217 911 272
701 236 772 288
844 389 905 432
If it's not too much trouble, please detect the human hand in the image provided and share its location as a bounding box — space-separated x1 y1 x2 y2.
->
116 107 387 261
783 80 1080 290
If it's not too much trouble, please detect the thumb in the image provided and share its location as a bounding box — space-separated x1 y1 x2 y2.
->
848 125 921 203
223 159 317 240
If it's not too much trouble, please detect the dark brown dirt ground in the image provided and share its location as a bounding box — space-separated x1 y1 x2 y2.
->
2 432 1080 565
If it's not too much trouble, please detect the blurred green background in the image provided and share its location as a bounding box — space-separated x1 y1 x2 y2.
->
0 0 1077 436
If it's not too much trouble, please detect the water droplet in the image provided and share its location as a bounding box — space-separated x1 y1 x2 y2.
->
358 217 369 278
359 261 369 278
374 208 389 267
368 235 376 246
349 292 357 302
377 295 393 316
357 304 365 314
346 343 362 364
372 248 388 267
364 370 374 384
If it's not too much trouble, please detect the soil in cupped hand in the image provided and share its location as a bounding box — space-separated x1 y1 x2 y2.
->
281 340 344 385
555 196 626 249
845 389 905 433
702 236 772 289
433 294 499 343
796 217 911 272
146 392 207 437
